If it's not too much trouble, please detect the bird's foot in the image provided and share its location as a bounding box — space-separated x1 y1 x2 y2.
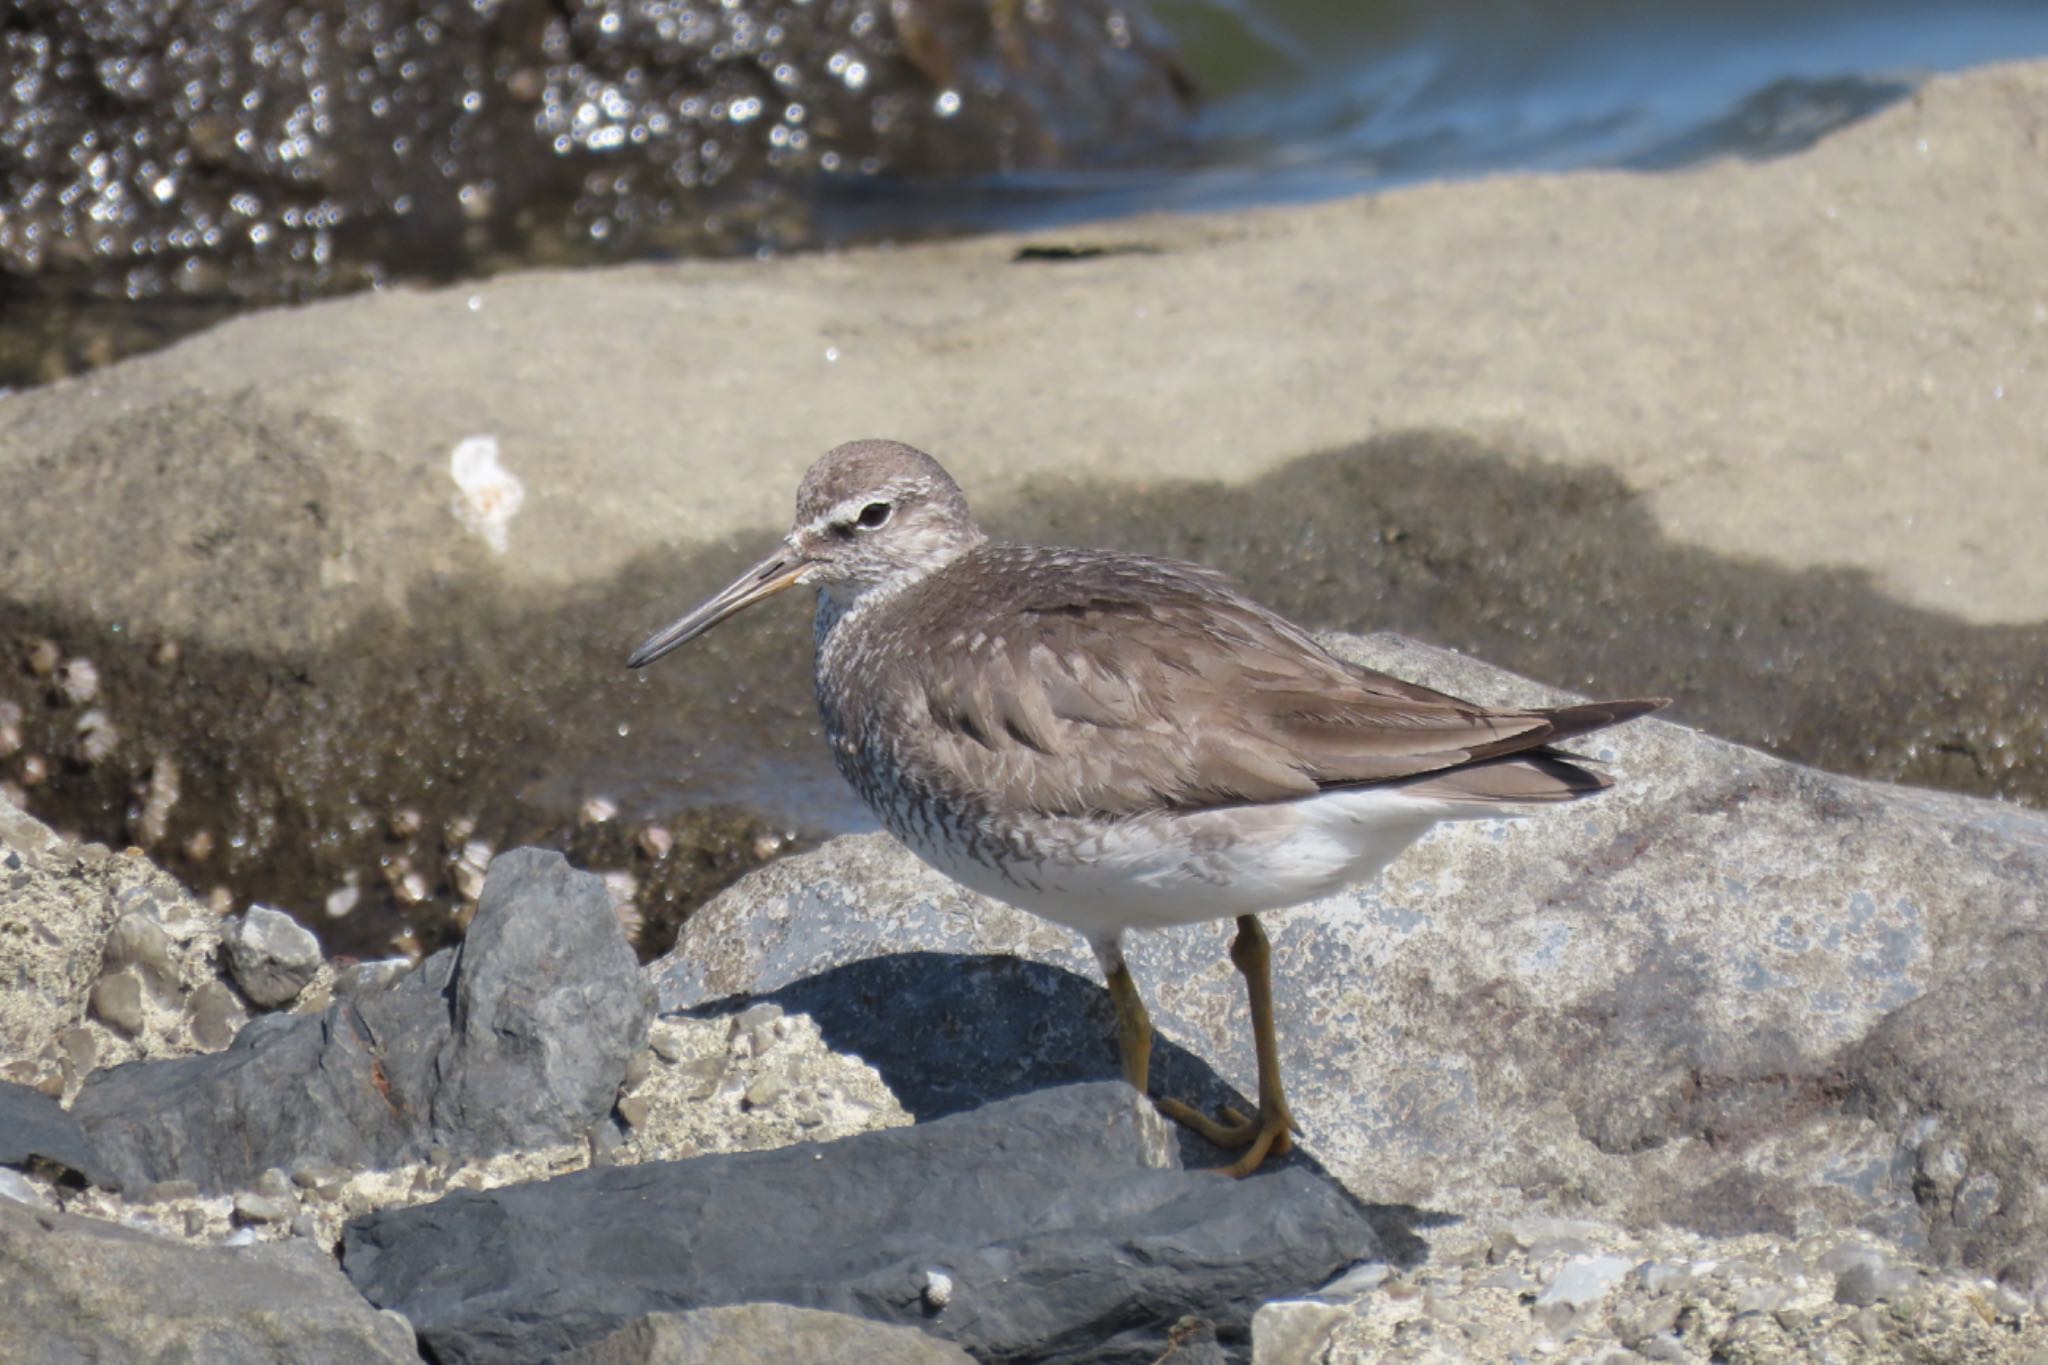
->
1154 1096 1295 1177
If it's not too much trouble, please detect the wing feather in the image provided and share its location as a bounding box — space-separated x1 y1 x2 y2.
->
855 545 1662 819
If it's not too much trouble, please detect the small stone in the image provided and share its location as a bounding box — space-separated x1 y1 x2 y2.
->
1619 1297 1680 1341
1633 1260 1690 1296
1954 1171 2001 1229
1734 1283 1787 1315
224 904 323 1007
1835 1263 1882 1307
187 980 246 1050
104 910 176 975
26 639 60 678
1848 1307 1886 1346
182 1207 208 1237
1538 1254 1631 1312
291 1160 351 1195
137 1179 201 1203
1318 1261 1391 1297
744 1070 790 1109
75 709 117 762
232 1192 294 1225
1818 1242 1886 1276
616 1096 650 1130
56 657 100 705
59 1026 96 1074
0 1167 55 1209
89 969 147 1036
255 1167 293 1200
649 1028 687 1064
1251 1300 1345 1365
674 1057 724 1100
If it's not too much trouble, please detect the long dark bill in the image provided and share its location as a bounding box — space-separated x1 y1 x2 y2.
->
626 543 811 668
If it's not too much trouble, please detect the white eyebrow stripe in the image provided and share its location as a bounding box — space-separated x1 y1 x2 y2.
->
800 480 925 536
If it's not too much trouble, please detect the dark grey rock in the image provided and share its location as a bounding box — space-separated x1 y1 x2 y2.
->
428 847 654 1152
0 1080 112 1188
562 1305 976 1365
651 636 2048 1282
0 1197 417 1364
342 1082 1383 1365
224 905 324 1007
71 1004 414 1194
72 848 651 1192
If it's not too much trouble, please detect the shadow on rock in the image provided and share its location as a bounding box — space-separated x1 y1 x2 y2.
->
683 950 1444 1269
6 430 2044 964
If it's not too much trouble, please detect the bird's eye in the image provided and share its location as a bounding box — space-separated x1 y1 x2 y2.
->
855 501 892 529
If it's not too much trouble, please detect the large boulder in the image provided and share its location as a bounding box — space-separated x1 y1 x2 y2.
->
0 1197 417 1364
654 633 2048 1292
342 1081 1383 1364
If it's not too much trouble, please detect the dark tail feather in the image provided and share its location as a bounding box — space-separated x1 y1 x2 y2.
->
1402 697 1668 804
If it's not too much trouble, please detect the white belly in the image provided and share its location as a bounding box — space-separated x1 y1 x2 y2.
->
896 786 1480 936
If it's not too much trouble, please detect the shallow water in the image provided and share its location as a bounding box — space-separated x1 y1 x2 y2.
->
7 0 2048 389
817 0 2048 235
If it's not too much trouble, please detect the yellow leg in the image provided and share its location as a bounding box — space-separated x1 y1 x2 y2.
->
1154 914 1297 1177
1104 961 1153 1092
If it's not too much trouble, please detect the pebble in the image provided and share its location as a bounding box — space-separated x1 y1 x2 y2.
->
1537 1254 1632 1311
136 1179 201 1203
224 904 322 1007
186 980 246 1050
232 1192 294 1225
0 1168 54 1209
89 969 147 1035
57 657 100 705
290 1160 351 1196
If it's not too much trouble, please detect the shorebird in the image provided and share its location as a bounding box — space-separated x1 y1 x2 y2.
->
629 440 1665 1176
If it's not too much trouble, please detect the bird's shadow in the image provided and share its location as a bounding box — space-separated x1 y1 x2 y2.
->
677 950 1450 1269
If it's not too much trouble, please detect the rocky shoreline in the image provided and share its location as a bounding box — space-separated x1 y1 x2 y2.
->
5 50 2048 1365
6 637 2048 1361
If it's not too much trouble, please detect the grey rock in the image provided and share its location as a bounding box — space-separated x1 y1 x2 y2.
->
562 1304 976 1365
71 1005 415 1194
232 1192 296 1226
342 1082 1383 1365
103 912 176 979
652 636 2048 1280
87 968 146 1036
0 1081 111 1187
422 848 654 1152
186 979 246 1050
224 904 324 1008
1847 926 2048 1288
0 1197 417 1364
71 849 651 1192
1834 1263 1883 1307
